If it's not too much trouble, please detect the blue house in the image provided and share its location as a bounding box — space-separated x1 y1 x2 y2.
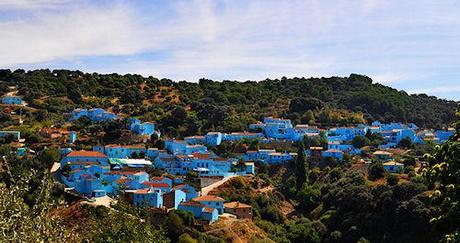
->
175 184 199 201
178 201 219 223
1 96 23 105
129 118 156 136
69 131 77 144
163 189 186 209
383 161 404 173
60 150 109 168
93 144 159 159
0 131 20 141
128 188 163 207
327 142 361 155
70 108 118 122
165 140 208 155
184 136 206 144
435 130 454 143
150 176 173 187
322 149 344 161
223 132 264 142
205 132 224 146
193 195 225 214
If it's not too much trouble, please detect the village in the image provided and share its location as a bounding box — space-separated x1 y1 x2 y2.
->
0 94 455 226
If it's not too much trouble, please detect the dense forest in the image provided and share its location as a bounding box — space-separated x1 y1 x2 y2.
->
0 69 457 137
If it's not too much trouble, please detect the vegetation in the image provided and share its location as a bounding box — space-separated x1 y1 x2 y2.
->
1 69 459 242
0 70 457 137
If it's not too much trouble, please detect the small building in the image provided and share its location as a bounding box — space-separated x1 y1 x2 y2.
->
322 149 344 161
69 131 77 143
224 201 252 219
373 150 393 161
383 161 404 173
192 195 225 214
127 188 163 207
1 96 23 105
0 131 20 141
178 201 219 223
163 189 186 209
175 184 199 201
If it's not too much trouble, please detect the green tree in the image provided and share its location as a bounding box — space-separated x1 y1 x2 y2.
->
295 142 308 192
352 135 370 148
426 110 460 240
368 162 386 180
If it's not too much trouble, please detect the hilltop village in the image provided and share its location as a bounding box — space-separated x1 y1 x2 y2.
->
0 95 454 225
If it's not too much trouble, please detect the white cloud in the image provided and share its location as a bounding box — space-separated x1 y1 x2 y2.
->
1 0 459 100
0 0 71 10
0 3 152 66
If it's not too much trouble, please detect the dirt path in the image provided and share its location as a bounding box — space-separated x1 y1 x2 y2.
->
201 175 238 196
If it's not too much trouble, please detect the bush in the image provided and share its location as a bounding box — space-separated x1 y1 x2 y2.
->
368 162 386 180
387 174 399 186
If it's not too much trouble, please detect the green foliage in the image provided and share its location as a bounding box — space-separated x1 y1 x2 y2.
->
295 142 308 191
368 162 386 180
398 137 413 149
425 110 460 240
352 135 370 148
386 174 399 186
1 70 456 137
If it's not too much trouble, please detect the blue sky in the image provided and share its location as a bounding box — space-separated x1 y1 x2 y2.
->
1 0 459 100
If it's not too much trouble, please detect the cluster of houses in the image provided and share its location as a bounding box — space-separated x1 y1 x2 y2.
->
59 150 226 222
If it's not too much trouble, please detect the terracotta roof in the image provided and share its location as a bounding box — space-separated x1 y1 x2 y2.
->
143 182 170 188
203 207 215 213
193 195 225 202
180 201 205 208
151 176 169 181
373 151 393 155
66 151 107 158
134 188 151 194
224 201 251 209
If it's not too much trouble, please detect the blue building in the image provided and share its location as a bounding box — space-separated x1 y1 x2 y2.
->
322 149 344 161
93 144 159 159
60 150 109 168
184 136 206 144
175 184 199 201
205 132 224 146
178 201 219 223
129 118 156 136
165 139 208 155
163 189 186 209
383 161 404 173
327 142 361 155
435 130 454 143
223 132 264 142
193 195 225 214
127 188 163 207
0 131 20 141
70 108 118 122
1 96 23 105
69 131 77 144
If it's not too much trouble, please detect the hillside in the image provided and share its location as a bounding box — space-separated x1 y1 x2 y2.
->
0 69 457 137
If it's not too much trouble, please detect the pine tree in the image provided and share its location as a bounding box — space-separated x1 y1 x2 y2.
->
295 141 308 191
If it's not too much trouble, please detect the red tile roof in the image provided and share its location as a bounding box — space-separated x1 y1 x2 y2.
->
66 151 107 158
203 207 216 213
224 201 251 209
180 201 205 208
193 195 225 202
143 182 170 188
